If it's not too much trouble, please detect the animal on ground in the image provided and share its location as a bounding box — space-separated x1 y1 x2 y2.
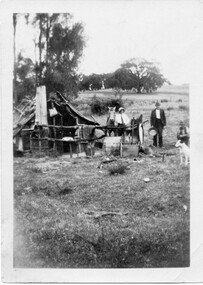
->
175 140 190 166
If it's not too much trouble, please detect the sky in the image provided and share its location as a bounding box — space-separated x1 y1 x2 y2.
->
15 0 203 85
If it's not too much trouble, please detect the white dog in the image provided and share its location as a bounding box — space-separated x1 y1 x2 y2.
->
175 140 190 166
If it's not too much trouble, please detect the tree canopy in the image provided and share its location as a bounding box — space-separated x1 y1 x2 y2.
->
78 58 170 93
13 13 86 104
120 58 170 93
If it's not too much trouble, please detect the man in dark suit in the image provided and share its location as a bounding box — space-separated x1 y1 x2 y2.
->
150 101 166 147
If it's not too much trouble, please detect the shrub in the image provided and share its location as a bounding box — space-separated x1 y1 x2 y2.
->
179 105 188 111
90 95 124 115
167 107 174 111
90 95 106 115
108 162 127 175
161 99 168 103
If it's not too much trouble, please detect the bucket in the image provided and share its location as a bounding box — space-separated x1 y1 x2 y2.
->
121 143 139 158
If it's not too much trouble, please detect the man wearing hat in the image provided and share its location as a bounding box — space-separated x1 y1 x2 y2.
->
150 101 166 147
177 121 189 146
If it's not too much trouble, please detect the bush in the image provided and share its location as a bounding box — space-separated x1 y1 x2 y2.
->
90 95 124 115
167 107 174 111
179 105 188 111
161 99 168 103
108 162 127 175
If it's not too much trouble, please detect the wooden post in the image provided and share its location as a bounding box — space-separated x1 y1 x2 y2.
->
78 126 82 153
69 142 73 158
30 131 32 151
60 116 64 153
132 117 135 144
53 117 56 154
76 143 79 157
90 142 95 158
120 142 123 157
38 126 41 152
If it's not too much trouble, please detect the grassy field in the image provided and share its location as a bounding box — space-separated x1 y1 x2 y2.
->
14 85 190 268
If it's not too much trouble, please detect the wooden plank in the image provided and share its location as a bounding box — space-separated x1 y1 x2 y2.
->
38 124 136 130
31 147 49 149
40 124 78 129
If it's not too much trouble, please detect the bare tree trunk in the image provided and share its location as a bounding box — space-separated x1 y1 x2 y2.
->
46 14 50 66
38 17 43 86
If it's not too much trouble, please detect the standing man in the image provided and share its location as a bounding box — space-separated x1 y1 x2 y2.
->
150 101 166 148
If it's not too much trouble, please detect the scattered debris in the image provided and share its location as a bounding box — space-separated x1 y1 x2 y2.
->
134 159 144 163
93 211 128 219
84 210 128 219
42 168 48 174
24 187 32 192
97 157 117 169
183 205 188 211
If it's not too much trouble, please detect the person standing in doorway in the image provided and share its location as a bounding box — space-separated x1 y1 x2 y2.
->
150 101 166 147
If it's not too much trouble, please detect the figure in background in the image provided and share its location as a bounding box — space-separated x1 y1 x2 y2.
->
177 121 189 146
150 101 166 148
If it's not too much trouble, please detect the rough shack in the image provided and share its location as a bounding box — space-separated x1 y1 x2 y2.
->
13 86 100 156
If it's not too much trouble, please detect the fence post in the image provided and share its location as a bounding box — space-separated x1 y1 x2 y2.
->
69 142 73 158
132 117 135 144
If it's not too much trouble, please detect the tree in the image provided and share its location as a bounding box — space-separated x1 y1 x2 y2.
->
15 52 36 102
78 73 103 91
121 58 169 93
110 68 134 90
32 13 86 98
13 13 30 105
13 13 18 105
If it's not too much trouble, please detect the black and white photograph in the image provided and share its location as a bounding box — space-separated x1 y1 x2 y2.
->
1 0 203 283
